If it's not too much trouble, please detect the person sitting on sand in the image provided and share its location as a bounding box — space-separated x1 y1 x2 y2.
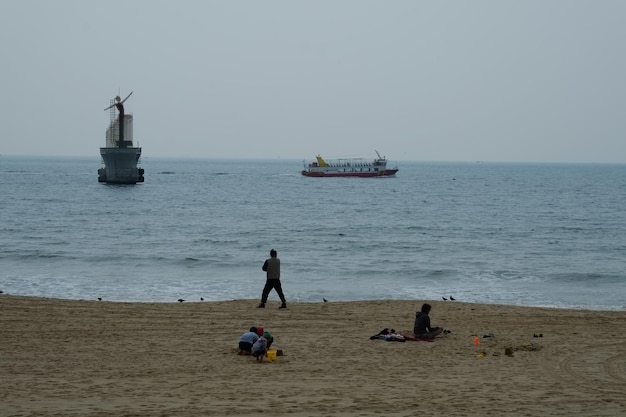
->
251 333 269 363
238 327 259 355
414 303 444 340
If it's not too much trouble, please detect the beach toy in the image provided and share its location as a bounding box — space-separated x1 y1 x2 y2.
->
473 337 479 346
267 349 277 362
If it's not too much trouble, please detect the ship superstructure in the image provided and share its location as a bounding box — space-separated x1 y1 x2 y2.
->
301 151 398 178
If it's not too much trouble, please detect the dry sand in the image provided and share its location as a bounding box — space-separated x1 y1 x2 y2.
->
1 295 625 417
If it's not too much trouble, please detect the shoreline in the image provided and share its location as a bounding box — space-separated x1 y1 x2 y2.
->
1 291 623 312
1 295 625 416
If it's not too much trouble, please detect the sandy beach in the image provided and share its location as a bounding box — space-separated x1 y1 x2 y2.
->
1 295 625 417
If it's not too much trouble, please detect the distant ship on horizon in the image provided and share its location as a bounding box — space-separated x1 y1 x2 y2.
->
301 151 398 178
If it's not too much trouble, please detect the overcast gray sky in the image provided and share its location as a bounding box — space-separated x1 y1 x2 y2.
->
1 1 624 162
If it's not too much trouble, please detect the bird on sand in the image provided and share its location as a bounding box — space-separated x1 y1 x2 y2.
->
450 296 456 301
442 297 448 301
97 297 102 301
323 298 328 302
178 299 185 303
200 297 204 301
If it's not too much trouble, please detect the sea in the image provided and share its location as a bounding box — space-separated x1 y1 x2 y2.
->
1 156 625 311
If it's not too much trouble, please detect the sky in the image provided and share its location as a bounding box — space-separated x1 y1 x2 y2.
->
1 0 624 163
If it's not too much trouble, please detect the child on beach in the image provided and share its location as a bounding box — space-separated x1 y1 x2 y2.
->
238 327 259 355
251 333 269 362
263 331 274 349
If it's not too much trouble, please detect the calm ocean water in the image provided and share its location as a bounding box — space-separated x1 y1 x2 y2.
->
1 156 624 310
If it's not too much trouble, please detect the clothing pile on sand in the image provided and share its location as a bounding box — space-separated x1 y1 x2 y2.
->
369 328 407 342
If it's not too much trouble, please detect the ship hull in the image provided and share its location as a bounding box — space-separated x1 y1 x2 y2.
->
301 169 398 178
99 147 144 184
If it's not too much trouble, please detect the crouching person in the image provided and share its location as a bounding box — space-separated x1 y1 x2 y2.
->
252 333 269 363
238 327 259 355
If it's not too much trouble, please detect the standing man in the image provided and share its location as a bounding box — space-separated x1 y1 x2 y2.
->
258 249 287 309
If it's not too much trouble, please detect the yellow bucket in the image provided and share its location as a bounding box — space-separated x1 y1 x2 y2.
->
267 349 277 362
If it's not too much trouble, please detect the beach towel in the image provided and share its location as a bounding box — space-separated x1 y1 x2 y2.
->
369 328 406 342
369 328 435 342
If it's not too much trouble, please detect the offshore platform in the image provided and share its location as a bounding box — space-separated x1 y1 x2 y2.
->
98 91 144 184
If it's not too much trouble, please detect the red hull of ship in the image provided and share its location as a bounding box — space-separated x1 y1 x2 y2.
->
301 169 398 178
